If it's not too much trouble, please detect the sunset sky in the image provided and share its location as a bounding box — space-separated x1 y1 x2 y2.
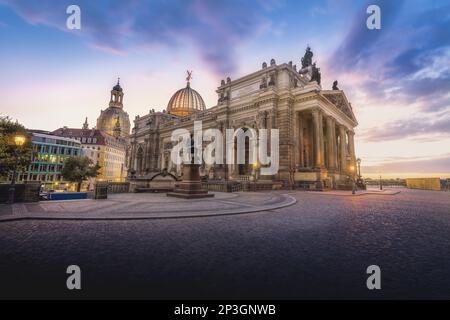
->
0 0 449 178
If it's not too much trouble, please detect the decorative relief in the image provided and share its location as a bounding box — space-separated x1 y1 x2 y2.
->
323 93 353 120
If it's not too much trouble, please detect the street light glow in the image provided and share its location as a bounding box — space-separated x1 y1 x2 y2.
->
13 135 26 146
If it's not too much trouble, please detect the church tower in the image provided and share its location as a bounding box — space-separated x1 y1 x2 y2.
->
82 117 89 130
109 78 124 108
96 78 131 137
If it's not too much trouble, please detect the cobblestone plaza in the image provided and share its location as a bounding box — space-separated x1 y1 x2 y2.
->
0 188 449 299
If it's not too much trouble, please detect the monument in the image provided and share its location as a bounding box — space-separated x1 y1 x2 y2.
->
167 134 214 199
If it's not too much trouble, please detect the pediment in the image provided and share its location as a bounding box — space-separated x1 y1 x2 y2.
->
321 91 357 124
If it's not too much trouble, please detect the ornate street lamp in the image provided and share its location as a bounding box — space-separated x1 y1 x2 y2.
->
7 134 26 204
349 165 356 195
356 158 362 178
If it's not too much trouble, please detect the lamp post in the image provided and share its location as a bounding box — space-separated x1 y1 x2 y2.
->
349 165 356 195
7 135 26 204
356 158 362 179
252 161 259 182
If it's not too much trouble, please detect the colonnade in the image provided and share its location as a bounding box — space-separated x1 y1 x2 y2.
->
294 108 355 174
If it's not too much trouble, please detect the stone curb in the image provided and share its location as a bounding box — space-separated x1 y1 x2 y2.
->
0 194 297 222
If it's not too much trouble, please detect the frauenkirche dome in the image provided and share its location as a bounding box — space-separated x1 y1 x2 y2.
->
167 71 206 117
96 78 130 137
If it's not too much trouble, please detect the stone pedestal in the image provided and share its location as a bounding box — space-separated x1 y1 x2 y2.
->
94 182 108 199
167 164 214 199
24 181 40 202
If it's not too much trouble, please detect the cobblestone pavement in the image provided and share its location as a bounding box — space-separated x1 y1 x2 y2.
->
0 188 449 299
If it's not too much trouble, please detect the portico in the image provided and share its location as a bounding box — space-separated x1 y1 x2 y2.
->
292 103 357 189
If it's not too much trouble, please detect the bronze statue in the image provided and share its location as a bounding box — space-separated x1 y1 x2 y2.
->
301 46 313 69
260 77 267 89
310 63 321 85
332 80 339 90
186 70 193 83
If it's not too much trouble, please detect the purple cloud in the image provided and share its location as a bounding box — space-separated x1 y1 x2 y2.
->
363 154 450 175
331 0 405 72
360 116 450 142
0 0 274 75
327 0 450 148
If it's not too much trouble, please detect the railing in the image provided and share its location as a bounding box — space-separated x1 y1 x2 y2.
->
203 180 281 192
203 181 243 192
243 182 275 192
107 182 130 193
365 180 406 187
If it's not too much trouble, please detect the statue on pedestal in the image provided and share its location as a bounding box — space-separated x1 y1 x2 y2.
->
310 63 321 85
301 46 313 69
332 80 339 90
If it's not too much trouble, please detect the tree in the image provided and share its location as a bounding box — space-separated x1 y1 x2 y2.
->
61 156 101 192
0 116 34 181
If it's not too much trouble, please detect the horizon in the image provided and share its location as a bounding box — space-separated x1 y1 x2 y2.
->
1 0 449 178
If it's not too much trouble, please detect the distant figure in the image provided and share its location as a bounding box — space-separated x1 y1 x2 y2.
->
332 80 339 90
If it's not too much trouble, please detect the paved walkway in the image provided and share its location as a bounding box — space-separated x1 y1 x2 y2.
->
1 188 449 299
0 192 296 221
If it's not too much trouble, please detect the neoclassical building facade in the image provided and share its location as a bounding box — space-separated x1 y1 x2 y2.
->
128 48 358 189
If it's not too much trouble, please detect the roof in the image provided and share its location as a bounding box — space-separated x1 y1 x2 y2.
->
30 132 81 145
167 84 206 117
51 128 108 145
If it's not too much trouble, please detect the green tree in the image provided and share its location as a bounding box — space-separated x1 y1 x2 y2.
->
61 156 101 192
0 116 34 181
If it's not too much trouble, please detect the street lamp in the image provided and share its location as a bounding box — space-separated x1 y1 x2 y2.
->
349 165 356 195
7 134 26 204
252 161 260 182
356 158 362 179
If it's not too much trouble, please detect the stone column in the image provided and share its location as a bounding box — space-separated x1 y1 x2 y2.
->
149 134 155 170
348 130 356 169
160 144 165 169
130 142 136 171
312 109 324 168
143 138 149 171
293 111 299 168
294 111 304 169
319 111 325 168
298 113 304 168
326 117 335 170
339 125 347 173
332 119 338 169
